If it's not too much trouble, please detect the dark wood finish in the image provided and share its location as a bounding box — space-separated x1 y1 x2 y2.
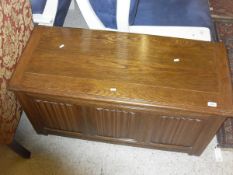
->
8 26 233 155
8 139 31 158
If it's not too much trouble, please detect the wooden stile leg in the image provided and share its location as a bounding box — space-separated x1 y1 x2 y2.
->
8 139 31 159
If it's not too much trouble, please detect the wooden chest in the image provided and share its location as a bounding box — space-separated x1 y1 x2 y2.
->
9 26 233 155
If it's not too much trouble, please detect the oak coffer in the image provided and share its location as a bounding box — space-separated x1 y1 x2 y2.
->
9 26 233 155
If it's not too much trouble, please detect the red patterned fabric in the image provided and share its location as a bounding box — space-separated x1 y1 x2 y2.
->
0 0 33 144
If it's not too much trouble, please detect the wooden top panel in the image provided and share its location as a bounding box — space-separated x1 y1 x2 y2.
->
9 26 233 116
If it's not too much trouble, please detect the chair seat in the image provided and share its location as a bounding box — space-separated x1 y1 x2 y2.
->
133 0 212 29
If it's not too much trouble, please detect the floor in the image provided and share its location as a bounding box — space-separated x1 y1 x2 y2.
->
1 113 233 175
1 2 233 175
63 1 88 29
209 0 233 147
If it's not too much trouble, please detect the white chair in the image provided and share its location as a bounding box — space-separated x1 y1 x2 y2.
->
31 0 59 26
75 0 212 41
31 0 72 26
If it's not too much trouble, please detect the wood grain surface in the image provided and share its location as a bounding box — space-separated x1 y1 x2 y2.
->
8 26 233 155
9 26 233 117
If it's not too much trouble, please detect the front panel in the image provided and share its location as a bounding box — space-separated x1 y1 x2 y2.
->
17 93 218 155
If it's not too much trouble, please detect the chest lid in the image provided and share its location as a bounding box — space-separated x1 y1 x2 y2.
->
9 26 233 117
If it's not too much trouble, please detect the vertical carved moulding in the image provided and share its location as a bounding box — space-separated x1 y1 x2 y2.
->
95 107 137 140
34 99 84 133
150 116 204 147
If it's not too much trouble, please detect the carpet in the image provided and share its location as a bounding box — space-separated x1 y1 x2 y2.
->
209 0 233 19
1 113 232 175
215 21 233 148
215 21 233 82
212 4 233 147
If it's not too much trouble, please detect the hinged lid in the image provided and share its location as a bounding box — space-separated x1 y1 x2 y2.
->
9 26 233 116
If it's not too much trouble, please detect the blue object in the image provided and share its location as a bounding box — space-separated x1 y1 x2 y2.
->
89 0 117 29
30 0 71 26
129 0 140 25
133 0 212 28
90 0 212 30
30 0 47 14
89 0 139 29
54 0 71 26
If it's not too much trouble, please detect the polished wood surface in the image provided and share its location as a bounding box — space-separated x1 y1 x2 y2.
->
10 26 233 116
9 26 233 155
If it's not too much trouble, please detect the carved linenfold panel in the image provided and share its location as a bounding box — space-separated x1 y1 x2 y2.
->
149 116 205 147
93 107 137 140
30 97 207 151
34 99 85 133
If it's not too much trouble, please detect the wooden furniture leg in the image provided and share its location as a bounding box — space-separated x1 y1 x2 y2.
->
8 139 31 159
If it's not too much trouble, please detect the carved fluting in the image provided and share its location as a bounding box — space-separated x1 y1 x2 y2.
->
34 99 84 133
149 116 204 147
94 108 137 140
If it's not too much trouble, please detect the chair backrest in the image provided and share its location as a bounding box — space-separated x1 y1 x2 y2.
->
75 0 106 30
76 0 212 41
0 0 34 144
76 0 132 32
